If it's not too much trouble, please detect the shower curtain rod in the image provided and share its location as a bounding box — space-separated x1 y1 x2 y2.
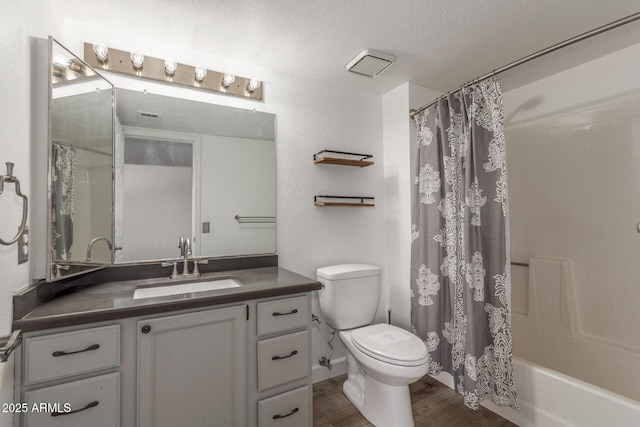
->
410 10 640 119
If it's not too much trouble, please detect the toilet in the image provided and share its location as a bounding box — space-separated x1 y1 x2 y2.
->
317 264 428 427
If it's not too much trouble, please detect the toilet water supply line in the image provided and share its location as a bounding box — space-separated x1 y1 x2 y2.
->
319 329 335 371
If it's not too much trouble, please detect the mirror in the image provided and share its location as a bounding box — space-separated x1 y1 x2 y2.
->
48 38 114 281
114 89 276 263
42 38 275 280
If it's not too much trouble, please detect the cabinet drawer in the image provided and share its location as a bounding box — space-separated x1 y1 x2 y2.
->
258 330 310 391
23 372 120 427
257 296 309 336
24 325 120 385
258 385 311 427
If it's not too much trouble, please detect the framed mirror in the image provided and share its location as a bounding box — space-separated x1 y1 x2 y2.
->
35 38 275 281
113 89 276 263
46 38 114 281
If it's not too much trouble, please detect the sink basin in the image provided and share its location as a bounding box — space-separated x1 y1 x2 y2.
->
133 278 242 300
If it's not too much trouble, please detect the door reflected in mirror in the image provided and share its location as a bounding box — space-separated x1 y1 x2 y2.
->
114 89 276 263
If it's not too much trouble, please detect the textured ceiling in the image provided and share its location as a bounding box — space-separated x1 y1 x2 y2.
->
54 0 640 93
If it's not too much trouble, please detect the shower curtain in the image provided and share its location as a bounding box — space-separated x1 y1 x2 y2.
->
411 77 518 410
51 142 76 260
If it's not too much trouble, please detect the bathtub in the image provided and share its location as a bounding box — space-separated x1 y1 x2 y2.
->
478 357 640 427
318 354 640 425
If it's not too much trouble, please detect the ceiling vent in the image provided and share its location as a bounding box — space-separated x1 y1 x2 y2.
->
138 110 162 121
345 49 396 78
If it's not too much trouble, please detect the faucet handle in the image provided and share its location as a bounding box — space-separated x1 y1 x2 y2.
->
161 261 179 279
52 263 70 279
192 259 208 276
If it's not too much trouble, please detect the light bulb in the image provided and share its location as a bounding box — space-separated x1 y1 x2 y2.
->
52 55 71 68
164 59 177 75
130 52 144 69
92 43 108 62
194 66 207 82
222 73 235 88
247 78 261 92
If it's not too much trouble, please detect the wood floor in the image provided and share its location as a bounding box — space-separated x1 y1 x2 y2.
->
313 374 516 427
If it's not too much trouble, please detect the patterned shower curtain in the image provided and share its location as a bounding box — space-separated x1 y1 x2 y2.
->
52 142 76 260
410 77 518 410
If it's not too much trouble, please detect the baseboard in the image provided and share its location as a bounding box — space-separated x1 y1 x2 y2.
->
312 356 348 383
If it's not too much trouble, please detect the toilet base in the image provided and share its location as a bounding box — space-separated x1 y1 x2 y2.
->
343 352 415 427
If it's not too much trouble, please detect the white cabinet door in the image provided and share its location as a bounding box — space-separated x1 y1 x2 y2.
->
137 305 246 427
24 372 120 427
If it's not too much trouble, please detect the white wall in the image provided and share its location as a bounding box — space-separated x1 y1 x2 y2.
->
0 1 60 425
199 135 276 257
382 83 440 330
505 41 640 402
122 164 192 261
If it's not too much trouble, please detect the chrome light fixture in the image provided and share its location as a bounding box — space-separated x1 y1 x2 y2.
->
222 73 235 88
247 78 261 93
84 42 264 100
130 52 144 69
92 43 108 62
194 66 207 82
164 59 177 76
52 54 71 68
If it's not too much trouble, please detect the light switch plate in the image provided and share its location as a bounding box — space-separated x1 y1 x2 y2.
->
202 222 210 233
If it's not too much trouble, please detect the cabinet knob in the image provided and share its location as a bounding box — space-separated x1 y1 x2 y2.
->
141 325 151 334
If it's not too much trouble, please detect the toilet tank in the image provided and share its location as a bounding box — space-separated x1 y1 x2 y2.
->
317 264 381 330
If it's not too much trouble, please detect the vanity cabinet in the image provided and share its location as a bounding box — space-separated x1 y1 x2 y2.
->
15 325 121 427
252 295 312 427
137 305 246 427
14 291 314 427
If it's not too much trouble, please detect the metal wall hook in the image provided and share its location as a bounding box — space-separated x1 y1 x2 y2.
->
0 162 29 245
0 330 22 363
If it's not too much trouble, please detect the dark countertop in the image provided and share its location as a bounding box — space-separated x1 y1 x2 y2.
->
13 267 321 333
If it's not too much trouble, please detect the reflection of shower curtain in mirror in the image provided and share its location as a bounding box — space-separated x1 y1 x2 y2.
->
52 142 76 259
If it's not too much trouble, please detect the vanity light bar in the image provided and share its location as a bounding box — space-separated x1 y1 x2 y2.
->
82 43 263 101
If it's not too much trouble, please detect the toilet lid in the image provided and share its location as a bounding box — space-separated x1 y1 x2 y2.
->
351 324 428 366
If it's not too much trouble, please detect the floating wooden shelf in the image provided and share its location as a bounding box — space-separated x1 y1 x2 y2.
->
314 201 375 207
314 195 375 207
313 150 374 167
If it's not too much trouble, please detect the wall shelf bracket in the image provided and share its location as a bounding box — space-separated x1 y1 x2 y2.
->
313 150 373 167
314 195 375 207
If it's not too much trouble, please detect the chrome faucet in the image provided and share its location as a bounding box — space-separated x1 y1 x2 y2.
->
161 236 208 279
86 237 113 261
179 236 192 275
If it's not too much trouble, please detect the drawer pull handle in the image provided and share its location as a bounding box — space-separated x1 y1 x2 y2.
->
272 350 298 361
52 344 100 357
51 400 99 417
273 407 299 420
272 309 298 317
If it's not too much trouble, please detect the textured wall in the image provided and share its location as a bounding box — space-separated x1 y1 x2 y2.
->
382 83 440 330
0 2 36 424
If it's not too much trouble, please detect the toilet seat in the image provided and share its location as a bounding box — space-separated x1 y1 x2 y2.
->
350 324 428 367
